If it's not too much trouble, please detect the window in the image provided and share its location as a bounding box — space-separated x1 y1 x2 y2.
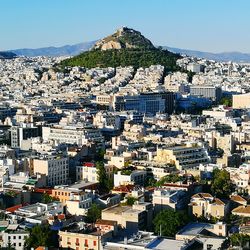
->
19 243 22 247
93 240 97 246
76 238 79 246
84 239 88 246
19 236 21 239
207 244 213 250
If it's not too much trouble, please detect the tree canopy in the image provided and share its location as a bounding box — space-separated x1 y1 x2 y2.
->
156 174 181 186
211 169 233 198
96 161 113 191
85 203 102 223
25 224 58 249
41 193 59 204
230 233 250 247
153 209 188 237
60 48 181 71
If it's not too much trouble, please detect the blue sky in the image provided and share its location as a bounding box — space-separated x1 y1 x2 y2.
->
1 0 250 52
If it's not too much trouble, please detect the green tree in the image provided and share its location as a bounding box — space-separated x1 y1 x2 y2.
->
153 210 188 237
220 97 232 107
211 169 233 198
25 224 58 249
96 161 113 191
41 193 59 204
145 176 157 187
230 233 250 247
86 204 102 223
59 48 181 72
156 174 181 186
125 196 137 206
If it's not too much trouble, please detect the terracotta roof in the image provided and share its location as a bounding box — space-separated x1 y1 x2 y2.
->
192 193 213 199
112 184 135 193
212 198 225 205
233 205 250 214
95 219 117 226
34 188 52 194
6 204 23 213
231 195 247 203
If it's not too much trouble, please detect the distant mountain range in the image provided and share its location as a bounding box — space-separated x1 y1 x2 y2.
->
9 41 96 57
0 51 16 59
163 46 250 63
5 39 250 63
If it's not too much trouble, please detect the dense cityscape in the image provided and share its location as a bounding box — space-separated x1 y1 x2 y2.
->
1 8 250 250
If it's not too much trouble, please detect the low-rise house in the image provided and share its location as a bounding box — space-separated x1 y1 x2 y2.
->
189 193 229 219
232 205 250 217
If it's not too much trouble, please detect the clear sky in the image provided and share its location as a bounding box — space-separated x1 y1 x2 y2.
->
1 0 250 53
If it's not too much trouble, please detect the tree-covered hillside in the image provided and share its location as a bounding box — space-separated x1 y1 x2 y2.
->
60 48 181 71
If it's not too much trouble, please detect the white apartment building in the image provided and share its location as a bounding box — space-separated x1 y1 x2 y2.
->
32 155 69 186
1 225 29 250
76 163 98 182
93 112 121 132
114 170 146 187
42 125 104 147
66 191 92 216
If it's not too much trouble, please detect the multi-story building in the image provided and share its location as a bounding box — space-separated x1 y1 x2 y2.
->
153 189 188 213
59 222 113 250
154 142 210 170
10 124 39 148
102 202 153 231
112 92 174 115
190 85 222 102
93 112 121 136
76 162 98 183
66 191 92 216
32 154 69 186
1 225 29 250
113 170 147 187
42 125 104 148
233 92 250 109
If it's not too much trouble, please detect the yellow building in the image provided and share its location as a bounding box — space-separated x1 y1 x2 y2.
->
154 142 209 170
189 193 227 219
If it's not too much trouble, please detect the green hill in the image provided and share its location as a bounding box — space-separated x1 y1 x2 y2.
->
60 27 181 70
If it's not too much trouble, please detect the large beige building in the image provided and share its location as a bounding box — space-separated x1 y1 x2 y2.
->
102 203 153 231
32 155 69 186
233 93 250 109
154 142 210 170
